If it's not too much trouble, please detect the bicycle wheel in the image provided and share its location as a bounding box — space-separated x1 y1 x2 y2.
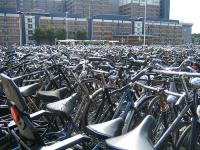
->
176 124 200 150
80 87 118 129
147 96 188 149
73 78 103 127
176 124 191 150
122 95 155 133
147 96 175 144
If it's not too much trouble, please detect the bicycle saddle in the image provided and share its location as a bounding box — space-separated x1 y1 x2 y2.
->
87 117 124 139
19 83 40 97
37 87 70 102
46 93 79 118
106 115 155 150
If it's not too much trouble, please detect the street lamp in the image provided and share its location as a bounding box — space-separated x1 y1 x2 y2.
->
65 12 69 39
17 11 23 46
144 0 147 46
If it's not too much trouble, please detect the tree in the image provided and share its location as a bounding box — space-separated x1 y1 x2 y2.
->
76 28 87 40
33 27 43 45
33 27 67 45
55 28 66 40
44 28 55 45
192 34 200 44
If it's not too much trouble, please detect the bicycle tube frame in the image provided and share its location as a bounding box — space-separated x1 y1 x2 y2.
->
122 95 155 134
112 90 133 119
154 102 193 149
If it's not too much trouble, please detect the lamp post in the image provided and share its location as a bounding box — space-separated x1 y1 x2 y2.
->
17 11 23 46
65 12 69 39
143 0 147 46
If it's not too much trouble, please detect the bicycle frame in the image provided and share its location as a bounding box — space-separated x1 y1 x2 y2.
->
112 90 134 120
148 69 200 149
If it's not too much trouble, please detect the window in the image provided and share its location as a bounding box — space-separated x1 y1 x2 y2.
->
29 36 33 40
28 18 32 23
28 24 32 28
28 30 33 34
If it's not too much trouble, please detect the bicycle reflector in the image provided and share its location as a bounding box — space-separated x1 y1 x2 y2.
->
10 106 20 123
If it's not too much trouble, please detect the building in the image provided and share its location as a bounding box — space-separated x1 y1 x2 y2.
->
0 0 192 46
24 15 36 44
39 16 88 40
0 0 17 13
145 19 182 45
113 18 182 45
0 12 187 46
91 15 132 40
109 0 119 15
182 23 193 44
17 0 66 13
0 13 20 46
119 0 170 19
160 0 170 19
66 0 113 18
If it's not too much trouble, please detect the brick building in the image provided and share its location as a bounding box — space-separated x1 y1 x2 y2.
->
0 13 20 46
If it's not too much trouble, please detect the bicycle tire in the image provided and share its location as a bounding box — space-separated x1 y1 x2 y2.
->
122 95 155 133
80 86 117 129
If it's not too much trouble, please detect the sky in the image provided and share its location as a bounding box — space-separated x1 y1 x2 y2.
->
170 0 200 33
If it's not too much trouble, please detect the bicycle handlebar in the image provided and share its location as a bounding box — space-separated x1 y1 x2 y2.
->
152 69 200 77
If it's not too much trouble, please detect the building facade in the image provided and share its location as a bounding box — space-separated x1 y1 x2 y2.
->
182 23 193 44
0 0 17 13
91 16 132 40
0 13 20 46
24 15 35 44
145 20 182 45
66 0 111 18
119 0 170 19
39 16 88 40
0 0 192 46
17 0 66 13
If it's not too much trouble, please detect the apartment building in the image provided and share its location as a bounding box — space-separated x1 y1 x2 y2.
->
0 0 192 46
182 23 193 44
119 0 170 19
0 13 20 46
113 19 182 45
0 0 17 13
24 15 35 44
66 0 111 18
92 19 132 40
145 20 182 45
17 0 66 13
39 16 88 39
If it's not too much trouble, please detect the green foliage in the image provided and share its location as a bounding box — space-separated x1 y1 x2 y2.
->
76 28 87 40
33 27 43 45
55 28 66 40
33 27 66 45
192 34 200 44
44 28 55 44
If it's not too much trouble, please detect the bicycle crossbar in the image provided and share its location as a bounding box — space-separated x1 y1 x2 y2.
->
152 69 200 77
135 81 184 97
